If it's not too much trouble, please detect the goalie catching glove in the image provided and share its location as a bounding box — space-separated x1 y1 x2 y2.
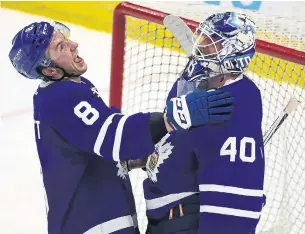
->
165 89 235 130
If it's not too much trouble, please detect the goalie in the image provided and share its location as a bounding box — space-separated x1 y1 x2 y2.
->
141 12 266 234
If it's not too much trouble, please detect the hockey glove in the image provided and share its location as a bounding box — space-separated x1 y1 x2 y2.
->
165 89 235 130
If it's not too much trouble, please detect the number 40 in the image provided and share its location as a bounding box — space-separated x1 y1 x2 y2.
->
220 137 256 163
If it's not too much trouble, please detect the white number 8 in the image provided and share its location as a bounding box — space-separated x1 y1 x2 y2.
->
74 101 99 125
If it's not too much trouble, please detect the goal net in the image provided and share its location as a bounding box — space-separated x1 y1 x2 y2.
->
110 2 305 234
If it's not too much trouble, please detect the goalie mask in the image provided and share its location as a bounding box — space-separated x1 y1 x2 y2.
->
177 12 256 95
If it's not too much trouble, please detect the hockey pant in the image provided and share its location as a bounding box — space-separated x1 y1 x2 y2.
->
146 194 199 234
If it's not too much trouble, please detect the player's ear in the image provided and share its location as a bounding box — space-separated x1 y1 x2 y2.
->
41 67 57 77
41 67 63 80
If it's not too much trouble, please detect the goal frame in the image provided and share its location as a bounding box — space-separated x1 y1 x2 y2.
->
110 1 305 108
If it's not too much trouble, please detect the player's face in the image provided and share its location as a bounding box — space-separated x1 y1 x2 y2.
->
47 31 87 75
198 37 229 89
198 36 223 59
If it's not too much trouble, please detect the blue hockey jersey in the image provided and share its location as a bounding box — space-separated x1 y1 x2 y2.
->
143 75 265 234
33 77 154 234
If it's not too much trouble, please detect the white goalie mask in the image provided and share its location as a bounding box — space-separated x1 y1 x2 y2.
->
177 12 256 96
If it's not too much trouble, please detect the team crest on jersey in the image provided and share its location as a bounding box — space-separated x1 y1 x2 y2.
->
148 152 159 171
146 134 174 183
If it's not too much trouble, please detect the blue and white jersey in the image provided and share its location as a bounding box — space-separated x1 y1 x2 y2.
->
143 130 199 219
34 77 154 162
194 76 265 234
143 79 199 219
33 77 153 234
144 75 265 234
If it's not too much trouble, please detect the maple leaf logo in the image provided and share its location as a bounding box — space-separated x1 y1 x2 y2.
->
146 134 174 183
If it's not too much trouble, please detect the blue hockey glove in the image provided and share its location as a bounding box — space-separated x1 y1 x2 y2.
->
165 89 235 130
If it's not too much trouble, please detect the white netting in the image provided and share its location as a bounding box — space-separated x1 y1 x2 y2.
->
132 1 305 51
115 2 305 234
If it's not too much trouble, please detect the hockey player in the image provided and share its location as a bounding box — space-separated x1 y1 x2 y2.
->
141 12 265 234
8 21 235 234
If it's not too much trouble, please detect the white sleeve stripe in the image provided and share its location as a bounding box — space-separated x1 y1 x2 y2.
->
199 184 264 197
93 113 120 156
112 115 130 162
200 205 261 219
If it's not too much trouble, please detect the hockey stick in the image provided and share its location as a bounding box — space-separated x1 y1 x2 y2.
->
164 15 301 145
163 14 194 57
263 97 300 146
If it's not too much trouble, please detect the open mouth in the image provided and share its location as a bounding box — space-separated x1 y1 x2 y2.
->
74 55 83 64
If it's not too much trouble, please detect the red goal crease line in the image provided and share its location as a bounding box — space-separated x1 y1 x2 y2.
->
110 1 305 109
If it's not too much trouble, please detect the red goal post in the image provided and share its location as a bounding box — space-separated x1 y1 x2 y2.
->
110 2 305 234
110 1 305 109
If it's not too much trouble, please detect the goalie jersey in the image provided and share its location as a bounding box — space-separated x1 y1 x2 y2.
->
144 75 265 234
33 77 154 234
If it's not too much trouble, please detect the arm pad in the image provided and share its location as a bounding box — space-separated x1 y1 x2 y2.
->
127 112 167 171
149 112 167 144
127 157 149 170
